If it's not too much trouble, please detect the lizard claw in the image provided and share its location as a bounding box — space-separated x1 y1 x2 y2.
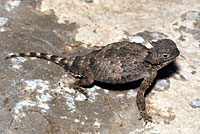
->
139 111 152 124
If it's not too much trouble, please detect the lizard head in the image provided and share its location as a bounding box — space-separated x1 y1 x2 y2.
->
145 39 180 65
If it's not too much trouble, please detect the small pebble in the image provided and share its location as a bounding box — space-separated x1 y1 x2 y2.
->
85 0 93 3
184 11 200 21
128 35 144 43
154 79 169 91
191 70 196 75
190 99 200 108
0 17 8 26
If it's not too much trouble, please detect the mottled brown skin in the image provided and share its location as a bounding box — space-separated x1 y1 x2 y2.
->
5 39 180 123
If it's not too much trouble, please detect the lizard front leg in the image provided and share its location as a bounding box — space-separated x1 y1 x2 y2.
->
136 71 157 123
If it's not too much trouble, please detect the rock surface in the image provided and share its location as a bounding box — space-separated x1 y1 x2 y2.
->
0 0 200 134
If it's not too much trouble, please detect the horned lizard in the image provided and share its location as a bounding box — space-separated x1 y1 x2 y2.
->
6 39 180 123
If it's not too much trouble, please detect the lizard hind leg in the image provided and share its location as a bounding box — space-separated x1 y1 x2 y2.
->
70 70 94 101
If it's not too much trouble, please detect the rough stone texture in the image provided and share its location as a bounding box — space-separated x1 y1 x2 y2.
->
0 0 200 134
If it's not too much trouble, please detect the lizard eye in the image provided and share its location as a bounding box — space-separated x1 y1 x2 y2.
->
162 53 169 58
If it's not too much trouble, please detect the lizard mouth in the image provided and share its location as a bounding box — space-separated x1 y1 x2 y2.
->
161 55 179 66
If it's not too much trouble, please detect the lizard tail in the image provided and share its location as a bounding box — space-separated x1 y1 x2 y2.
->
5 52 75 71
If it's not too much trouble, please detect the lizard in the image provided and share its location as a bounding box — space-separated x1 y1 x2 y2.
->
5 39 180 123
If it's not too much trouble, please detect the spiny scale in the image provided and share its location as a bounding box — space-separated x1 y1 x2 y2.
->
5 52 71 70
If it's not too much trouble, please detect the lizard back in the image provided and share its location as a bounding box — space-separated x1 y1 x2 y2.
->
88 41 150 84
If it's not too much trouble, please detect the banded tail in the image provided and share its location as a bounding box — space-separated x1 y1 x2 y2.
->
5 52 75 70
